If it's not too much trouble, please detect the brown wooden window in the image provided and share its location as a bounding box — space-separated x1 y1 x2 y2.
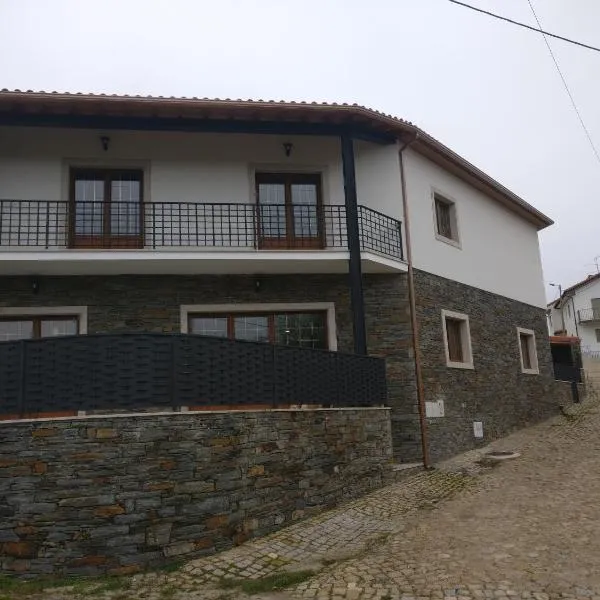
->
188 311 328 349
445 318 464 363
0 316 79 342
256 173 323 249
442 310 473 368
518 328 538 373
434 194 458 242
520 334 532 370
70 168 143 249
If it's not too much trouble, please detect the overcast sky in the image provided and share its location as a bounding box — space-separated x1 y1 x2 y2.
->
1 0 598 301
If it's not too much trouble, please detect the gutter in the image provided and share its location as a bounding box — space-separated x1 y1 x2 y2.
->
398 134 431 470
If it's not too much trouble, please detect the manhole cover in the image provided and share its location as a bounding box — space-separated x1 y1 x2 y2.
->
485 450 521 461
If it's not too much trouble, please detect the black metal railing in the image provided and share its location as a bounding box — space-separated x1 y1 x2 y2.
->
578 308 600 323
0 333 387 416
0 200 404 261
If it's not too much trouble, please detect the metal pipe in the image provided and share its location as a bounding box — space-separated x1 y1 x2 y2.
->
341 134 367 355
398 134 431 469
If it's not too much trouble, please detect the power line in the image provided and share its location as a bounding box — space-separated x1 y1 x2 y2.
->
526 0 600 165
447 0 600 53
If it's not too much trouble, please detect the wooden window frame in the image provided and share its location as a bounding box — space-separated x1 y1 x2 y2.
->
433 191 461 248
69 168 144 249
517 327 539 375
441 310 474 369
0 315 80 339
188 310 328 348
255 172 325 250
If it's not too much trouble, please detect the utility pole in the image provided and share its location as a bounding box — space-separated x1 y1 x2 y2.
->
550 283 564 333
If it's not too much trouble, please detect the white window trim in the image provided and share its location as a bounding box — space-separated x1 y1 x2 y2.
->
517 327 539 375
431 188 462 249
441 309 474 369
180 302 337 350
0 306 88 334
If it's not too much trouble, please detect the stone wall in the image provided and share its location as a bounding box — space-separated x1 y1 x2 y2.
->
0 274 417 455
412 269 564 462
0 408 392 577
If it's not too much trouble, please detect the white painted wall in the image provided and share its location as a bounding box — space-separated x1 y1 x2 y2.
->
0 126 404 251
0 126 402 218
551 278 600 352
403 148 547 308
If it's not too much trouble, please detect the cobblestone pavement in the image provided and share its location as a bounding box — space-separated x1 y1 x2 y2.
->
11 398 600 600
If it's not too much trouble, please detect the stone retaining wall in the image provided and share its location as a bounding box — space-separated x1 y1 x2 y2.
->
0 408 392 577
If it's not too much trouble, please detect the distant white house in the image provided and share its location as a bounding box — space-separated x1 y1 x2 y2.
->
547 273 600 353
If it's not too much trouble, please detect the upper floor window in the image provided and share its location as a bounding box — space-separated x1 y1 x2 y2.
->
433 193 460 246
255 173 323 249
70 168 143 249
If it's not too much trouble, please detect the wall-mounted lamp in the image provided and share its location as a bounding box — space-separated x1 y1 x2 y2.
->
255 278 262 292
32 279 40 295
283 142 293 157
100 136 110 152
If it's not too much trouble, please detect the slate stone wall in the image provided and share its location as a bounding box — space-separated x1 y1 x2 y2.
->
0 274 416 455
412 269 565 462
0 408 392 577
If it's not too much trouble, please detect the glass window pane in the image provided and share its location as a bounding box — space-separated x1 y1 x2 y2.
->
189 317 228 338
258 183 286 239
234 315 269 343
40 318 78 338
291 184 319 238
111 178 141 235
75 178 104 235
0 320 34 341
274 313 327 349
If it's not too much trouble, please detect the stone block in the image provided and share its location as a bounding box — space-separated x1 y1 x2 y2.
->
206 515 228 530
2 541 37 558
163 541 195 557
174 481 215 494
93 505 125 518
146 523 172 547
59 495 114 508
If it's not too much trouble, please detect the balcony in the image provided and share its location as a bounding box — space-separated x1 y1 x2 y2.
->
578 308 600 323
0 200 405 276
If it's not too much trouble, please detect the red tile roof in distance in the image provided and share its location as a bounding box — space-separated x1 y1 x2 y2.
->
0 89 553 230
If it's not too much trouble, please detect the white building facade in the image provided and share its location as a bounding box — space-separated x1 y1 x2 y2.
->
0 91 563 461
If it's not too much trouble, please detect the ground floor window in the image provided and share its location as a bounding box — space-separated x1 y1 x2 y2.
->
0 316 79 342
517 327 539 374
188 311 327 349
441 309 474 369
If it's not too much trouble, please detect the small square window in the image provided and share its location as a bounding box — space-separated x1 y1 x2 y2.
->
434 193 460 245
442 310 473 369
517 328 539 374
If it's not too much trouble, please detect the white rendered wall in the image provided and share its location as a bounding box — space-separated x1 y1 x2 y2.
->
0 127 402 220
403 148 547 308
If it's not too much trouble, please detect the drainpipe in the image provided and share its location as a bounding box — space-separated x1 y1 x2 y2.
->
398 134 431 470
570 295 580 338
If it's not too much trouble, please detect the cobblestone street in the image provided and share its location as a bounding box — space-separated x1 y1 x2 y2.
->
8 398 600 600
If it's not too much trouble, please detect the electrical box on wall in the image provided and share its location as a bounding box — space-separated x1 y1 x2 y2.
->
425 400 445 418
473 421 484 439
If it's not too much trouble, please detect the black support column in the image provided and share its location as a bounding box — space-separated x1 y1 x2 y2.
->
341 134 367 355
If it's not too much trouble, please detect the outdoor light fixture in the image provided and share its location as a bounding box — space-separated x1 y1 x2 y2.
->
283 142 293 157
100 136 110 151
32 279 40 295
